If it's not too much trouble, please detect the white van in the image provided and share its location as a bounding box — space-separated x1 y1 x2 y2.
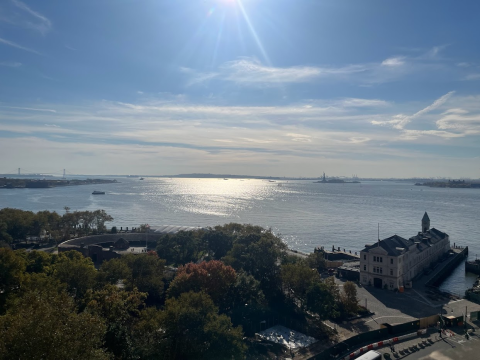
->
355 350 382 360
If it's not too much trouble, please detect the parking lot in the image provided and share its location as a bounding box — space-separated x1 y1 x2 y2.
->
376 326 480 360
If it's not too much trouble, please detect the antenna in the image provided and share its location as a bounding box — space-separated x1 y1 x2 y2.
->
378 223 380 246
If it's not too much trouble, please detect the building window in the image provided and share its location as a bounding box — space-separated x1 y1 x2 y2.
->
364 254 366 260
380 267 383 274
364 265 366 271
390 259 393 265
380 257 383 263
373 256 376 262
390 269 393 276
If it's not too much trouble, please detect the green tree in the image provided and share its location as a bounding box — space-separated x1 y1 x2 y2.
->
130 307 165 359
0 248 25 312
281 262 320 307
53 250 97 299
85 285 147 359
98 257 130 286
226 271 265 311
161 292 246 360
223 232 286 304
0 208 35 243
342 281 359 315
121 253 166 303
23 250 55 274
306 277 340 320
306 251 326 272
202 230 233 259
0 275 108 360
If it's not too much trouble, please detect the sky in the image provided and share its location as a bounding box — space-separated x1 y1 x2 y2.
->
1 0 480 178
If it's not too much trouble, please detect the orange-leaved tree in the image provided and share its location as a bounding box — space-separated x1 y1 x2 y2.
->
167 260 236 311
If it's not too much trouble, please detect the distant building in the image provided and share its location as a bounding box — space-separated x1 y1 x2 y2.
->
114 238 130 250
359 212 450 290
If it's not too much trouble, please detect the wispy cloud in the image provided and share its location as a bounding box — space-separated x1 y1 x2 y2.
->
0 105 56 113
184 46 454 87
10 0 52 35
0 37 41 55
184 57 366 86
464 73 480 81
381 57 406 66
1 94 480 176
0 61 22 67
371 91 455 130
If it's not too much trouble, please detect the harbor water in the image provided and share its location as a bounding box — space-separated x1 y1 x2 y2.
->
1 177 478 295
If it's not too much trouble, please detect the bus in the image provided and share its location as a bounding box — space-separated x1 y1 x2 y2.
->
355 350 382 360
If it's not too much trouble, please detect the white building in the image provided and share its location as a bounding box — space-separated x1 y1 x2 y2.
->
359 213 450 290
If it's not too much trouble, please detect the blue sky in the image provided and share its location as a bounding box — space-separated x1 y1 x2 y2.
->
1 0 480 177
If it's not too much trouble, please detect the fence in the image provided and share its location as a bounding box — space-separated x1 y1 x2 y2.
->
308 315 434 360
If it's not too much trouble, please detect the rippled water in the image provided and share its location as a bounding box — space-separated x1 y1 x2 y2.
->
1 177 478 295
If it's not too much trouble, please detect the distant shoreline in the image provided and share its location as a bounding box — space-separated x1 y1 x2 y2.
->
0 178 118 189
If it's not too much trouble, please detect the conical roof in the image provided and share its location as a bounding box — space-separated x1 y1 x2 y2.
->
422 212 430 221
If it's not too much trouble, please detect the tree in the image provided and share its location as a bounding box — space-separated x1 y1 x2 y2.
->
156 231 204 266
226 271 265 311
97 257 130 286
0 275 108 360
306 277 341 320
130 307 165 359
53 250 98 299
306 251 326 272
223 232 286 304
202 230 233 259
281 262 320 307
167 261 236 311
0 248 25 312
22 250 55 274
342 281 359 315
85 285 147 359
121 253 166 303
0 208 35 243
160 292 246 360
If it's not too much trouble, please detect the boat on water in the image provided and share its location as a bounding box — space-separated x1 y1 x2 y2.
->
466 259 480 275
224 178 228 180
269 180 276 182
139 177 144 180
92 191 106 195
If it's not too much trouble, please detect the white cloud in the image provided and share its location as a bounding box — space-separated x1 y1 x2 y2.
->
10 0 52 35
0 105 56 113
0 61 21 67
185 58 366 86
2 94 480 177
381 57 405 66
464 73 480 81
339 98 389 107
0 37 41 55
372 91 455 130
184 46 456 87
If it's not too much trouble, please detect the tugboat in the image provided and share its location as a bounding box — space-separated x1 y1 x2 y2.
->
92 190 106 195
